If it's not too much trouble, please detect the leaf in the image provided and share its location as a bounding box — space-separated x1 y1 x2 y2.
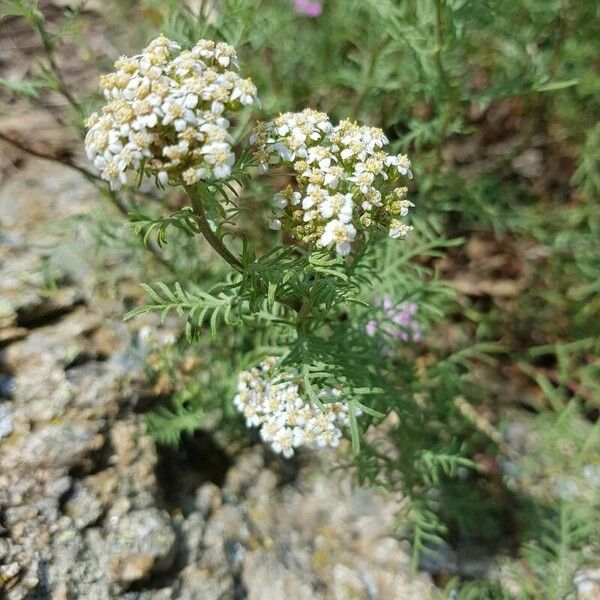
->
267 280 277 310
1 0 43 23
353 401 385 419
533 79 579 93
127 208 199 248
348 402 361 454
0 76 43 99
124 282 239 339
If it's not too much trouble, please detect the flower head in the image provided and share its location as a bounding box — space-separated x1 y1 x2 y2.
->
85 35 257 190
252 109 414 256
233 357 359 458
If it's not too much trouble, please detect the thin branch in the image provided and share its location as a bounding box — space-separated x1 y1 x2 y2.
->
0 131 176 274
532 366 598 407
0 131 99 181
185 185 302 313
186 185 244 271
35 23 82 115
433 0 448 89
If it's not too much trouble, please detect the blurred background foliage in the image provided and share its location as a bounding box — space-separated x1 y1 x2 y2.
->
1 0 599 596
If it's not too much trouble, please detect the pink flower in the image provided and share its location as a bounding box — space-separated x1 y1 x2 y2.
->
366 295 422 348
294 0 323 18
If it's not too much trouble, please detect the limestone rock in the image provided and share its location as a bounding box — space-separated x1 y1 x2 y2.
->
0 401 14 438
2 421 104 470
105 509 177 585
243 552 315 600
64 481 104 529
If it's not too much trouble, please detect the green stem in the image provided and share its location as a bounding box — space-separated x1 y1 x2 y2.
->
35 23 82 116
350 39 389 119
433 0 447 88
296 296 313 328
184 187 305 314
185 186 243 272
433 0 452 167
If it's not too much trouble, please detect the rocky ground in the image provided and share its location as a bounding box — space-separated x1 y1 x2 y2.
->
0 158 433 599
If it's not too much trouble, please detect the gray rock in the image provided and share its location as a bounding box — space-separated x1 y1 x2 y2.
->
0 372 16 398
574 567 600 600
105 509 177 585
45 475 73 501
0 158 435 599
0 401 14 437
243 552 315 600
0 160 96 242
175 564 235 600
64 481 104 529
3 421 104 470
194 481 222 517
176 512 205 565
0 562 21 585
119 589 173 600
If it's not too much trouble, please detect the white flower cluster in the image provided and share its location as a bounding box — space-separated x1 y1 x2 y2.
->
252 109 414 256
233 357 358 458
85 35 257 190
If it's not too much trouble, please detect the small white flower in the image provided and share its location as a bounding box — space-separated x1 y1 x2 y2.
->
320 219 356 256
272 193 288 209
389 220 413 239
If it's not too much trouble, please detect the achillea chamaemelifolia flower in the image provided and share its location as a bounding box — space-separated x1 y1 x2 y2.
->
84 35 257 190
233 357 359 458
251 109 414 256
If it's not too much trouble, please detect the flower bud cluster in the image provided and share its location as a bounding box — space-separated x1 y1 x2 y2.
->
233 357 358 458
251 109 414 256
85 35 257 190
366 295 422 347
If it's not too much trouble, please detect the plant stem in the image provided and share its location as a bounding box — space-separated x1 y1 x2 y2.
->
185 185 243 272
36 23 82 116
296 296 313 327
0 132 175 274
0 132 99 181
350 39 389 119
433 0 447 88
433 0 452 167
184 186 305 314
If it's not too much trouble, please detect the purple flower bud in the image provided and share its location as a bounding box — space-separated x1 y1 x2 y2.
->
294 0 323 18
366 320 379 337
366 296 422 349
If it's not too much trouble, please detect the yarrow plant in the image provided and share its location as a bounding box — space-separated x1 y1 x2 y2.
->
82 34 478 563
81 33 427 462
9 2 598 589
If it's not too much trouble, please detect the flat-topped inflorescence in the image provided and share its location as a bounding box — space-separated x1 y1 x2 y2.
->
84 35 257 190
233 356 359 458
251 109 414 256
